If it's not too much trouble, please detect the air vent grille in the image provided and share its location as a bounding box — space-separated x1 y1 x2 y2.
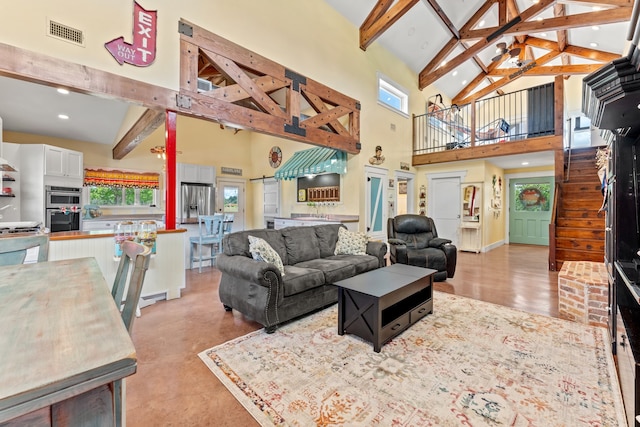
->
47 19 84 46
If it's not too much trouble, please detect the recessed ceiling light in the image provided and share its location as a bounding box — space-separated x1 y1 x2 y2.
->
540 32 547 37
58 114 69 120
590 42 599 47
462 80 467 85
536 17 543 22
592 26 600 31
593 6 601 11
478 20 485 28
441 60 447 67
637 103 640 109
408 27 416 36
57 88 69 95
522 162 529 165
421 41 429 50
452 70 458 76
532 0 539 3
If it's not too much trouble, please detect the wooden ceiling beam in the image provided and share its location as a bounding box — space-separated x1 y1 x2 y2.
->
423 0 460 39
452 71 491 105
455 50 561 105
554 4 569 51
420 38 492 89
462 7 632 39
563 44 621 61
488 63 604 76
359 0 419 50
460 0 499 34
499 0 507 25
561 0 632 5
361 0 394 31
461 0 554 39
420 36 459 76
112 109 165 160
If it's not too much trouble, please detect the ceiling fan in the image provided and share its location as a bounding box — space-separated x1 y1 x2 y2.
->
491 42 521 63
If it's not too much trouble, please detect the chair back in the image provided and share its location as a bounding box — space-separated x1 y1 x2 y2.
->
199 214 224 241
111 240 152 333
0 234 49 266
388 214 438 249
223 213 234 234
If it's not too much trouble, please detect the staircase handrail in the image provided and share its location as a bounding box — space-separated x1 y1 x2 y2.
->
549 182 561 271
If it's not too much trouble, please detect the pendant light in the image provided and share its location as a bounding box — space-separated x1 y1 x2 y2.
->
0 117 17 172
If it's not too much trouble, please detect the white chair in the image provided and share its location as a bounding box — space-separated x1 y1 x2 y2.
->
189 214 224 272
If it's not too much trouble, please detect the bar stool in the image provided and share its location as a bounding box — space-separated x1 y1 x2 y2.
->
189 214 224 272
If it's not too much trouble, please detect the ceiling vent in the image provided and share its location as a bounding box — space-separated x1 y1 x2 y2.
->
197 78 213 93
47 19 84 46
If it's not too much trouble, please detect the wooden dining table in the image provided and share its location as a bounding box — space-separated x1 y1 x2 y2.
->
0 257 137 425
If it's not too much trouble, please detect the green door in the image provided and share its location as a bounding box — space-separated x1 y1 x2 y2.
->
509 177 554 245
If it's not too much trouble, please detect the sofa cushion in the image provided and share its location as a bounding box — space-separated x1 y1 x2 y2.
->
281 227 321 265
281 265 325 297
326 254 380 275
224 229 288 264
334 227 368 255
295 259 355 284
248 235 285 276
314 224 343 258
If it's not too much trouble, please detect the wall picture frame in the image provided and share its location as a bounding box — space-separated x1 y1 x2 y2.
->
298 189 307 202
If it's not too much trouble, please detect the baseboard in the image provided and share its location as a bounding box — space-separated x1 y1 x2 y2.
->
483 240 505 253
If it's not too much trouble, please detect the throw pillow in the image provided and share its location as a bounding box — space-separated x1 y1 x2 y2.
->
334 227 368 256
248 235 285 276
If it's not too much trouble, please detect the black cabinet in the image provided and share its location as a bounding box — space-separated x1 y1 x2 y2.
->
608 136 640 426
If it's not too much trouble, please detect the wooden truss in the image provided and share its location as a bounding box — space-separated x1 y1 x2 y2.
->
178 20 361 154
359 0 632 102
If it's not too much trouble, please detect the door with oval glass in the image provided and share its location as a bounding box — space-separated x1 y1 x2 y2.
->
217 178 245 232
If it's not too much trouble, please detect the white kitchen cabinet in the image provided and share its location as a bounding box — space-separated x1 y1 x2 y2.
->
178 163 215 185
82 220 119 232
44 145 83 179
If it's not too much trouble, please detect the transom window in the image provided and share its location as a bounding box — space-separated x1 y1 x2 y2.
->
377 72 409 116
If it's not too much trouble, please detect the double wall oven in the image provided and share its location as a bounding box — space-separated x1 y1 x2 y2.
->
45 186 82 232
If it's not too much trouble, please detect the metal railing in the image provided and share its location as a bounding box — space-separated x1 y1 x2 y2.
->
414 83 555 155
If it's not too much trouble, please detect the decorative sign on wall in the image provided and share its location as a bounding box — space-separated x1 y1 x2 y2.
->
105 1 157 67
221 167 242 176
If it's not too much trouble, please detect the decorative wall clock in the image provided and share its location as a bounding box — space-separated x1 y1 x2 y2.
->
269 146 282 168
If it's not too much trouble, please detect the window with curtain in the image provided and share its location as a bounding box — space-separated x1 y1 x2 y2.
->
84 169 160 207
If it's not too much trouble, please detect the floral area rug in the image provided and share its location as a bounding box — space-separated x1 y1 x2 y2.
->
198 291 625 426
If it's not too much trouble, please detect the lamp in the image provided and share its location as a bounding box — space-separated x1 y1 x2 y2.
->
0 117 17 172
150 145 181 160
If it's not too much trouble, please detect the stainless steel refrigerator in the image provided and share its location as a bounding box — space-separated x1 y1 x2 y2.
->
180 182 215 224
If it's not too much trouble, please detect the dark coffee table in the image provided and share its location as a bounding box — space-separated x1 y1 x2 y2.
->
336 264 436 352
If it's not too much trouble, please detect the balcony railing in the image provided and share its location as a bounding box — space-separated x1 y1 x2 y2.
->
414 83 556 155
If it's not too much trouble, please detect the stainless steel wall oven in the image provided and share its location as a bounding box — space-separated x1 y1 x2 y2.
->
45 186 82 232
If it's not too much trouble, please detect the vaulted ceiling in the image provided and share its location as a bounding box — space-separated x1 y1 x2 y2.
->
325 0 633 104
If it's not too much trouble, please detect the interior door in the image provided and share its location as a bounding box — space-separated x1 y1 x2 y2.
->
428 176 461 246
365 167 387 241
217 179 245 232
509 176 554 245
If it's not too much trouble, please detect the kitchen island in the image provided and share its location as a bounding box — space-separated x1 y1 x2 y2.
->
274 214 359 231
49 228 185 300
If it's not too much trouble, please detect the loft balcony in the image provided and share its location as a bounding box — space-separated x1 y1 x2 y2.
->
412 80 564 168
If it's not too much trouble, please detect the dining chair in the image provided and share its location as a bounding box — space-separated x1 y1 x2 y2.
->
189 214 224 273
0 234 49 266
110 240 151 427
223 213 234 235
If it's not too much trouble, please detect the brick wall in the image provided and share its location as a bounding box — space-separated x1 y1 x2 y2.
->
558 261 608 328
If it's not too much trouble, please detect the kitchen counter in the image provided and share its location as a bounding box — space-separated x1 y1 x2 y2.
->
287 214 359 223
275 214 359 231
82 213 165 222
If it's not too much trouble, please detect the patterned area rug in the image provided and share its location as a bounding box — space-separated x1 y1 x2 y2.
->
199 291 625 426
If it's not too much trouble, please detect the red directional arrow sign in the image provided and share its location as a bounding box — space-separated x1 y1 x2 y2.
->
105 1 157 67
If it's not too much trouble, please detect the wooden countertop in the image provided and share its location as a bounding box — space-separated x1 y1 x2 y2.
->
49 228 186 241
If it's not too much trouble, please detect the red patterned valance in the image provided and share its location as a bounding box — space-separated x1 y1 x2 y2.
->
84 169 160 189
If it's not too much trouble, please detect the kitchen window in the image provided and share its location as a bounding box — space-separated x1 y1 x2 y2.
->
86 186 157 207
83 168 160 207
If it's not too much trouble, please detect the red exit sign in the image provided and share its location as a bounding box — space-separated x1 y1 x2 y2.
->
105 1 157 67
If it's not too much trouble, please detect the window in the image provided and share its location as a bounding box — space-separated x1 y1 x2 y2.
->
377 72 409 116
87 186 157 207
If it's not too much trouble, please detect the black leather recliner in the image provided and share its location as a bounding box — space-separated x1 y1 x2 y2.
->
387 214 457 282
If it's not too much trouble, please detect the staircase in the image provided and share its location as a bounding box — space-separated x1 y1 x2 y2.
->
553 147 605 269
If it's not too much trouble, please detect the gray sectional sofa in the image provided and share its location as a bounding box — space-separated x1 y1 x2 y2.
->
216 223 387 332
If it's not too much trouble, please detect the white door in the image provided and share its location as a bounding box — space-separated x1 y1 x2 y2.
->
365 167 387 241
217 178 245 232
263 178 280 226
428 176 461 246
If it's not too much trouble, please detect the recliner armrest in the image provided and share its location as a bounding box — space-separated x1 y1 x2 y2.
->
428 237 452 248
387 238 407 246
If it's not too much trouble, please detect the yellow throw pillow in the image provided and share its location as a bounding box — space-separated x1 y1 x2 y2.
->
248 235 285 276
334 227 368 256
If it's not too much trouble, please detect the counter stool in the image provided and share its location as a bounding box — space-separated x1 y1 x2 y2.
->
190 214 224 272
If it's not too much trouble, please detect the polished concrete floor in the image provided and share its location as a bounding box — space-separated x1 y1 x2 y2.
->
126 244 559 426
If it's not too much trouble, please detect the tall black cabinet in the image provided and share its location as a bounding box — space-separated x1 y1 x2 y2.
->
608 136 640 427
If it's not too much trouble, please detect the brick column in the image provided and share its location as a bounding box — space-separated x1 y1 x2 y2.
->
558 261 608 328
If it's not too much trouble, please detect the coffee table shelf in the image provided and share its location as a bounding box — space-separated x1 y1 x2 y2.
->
337 264 436 352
